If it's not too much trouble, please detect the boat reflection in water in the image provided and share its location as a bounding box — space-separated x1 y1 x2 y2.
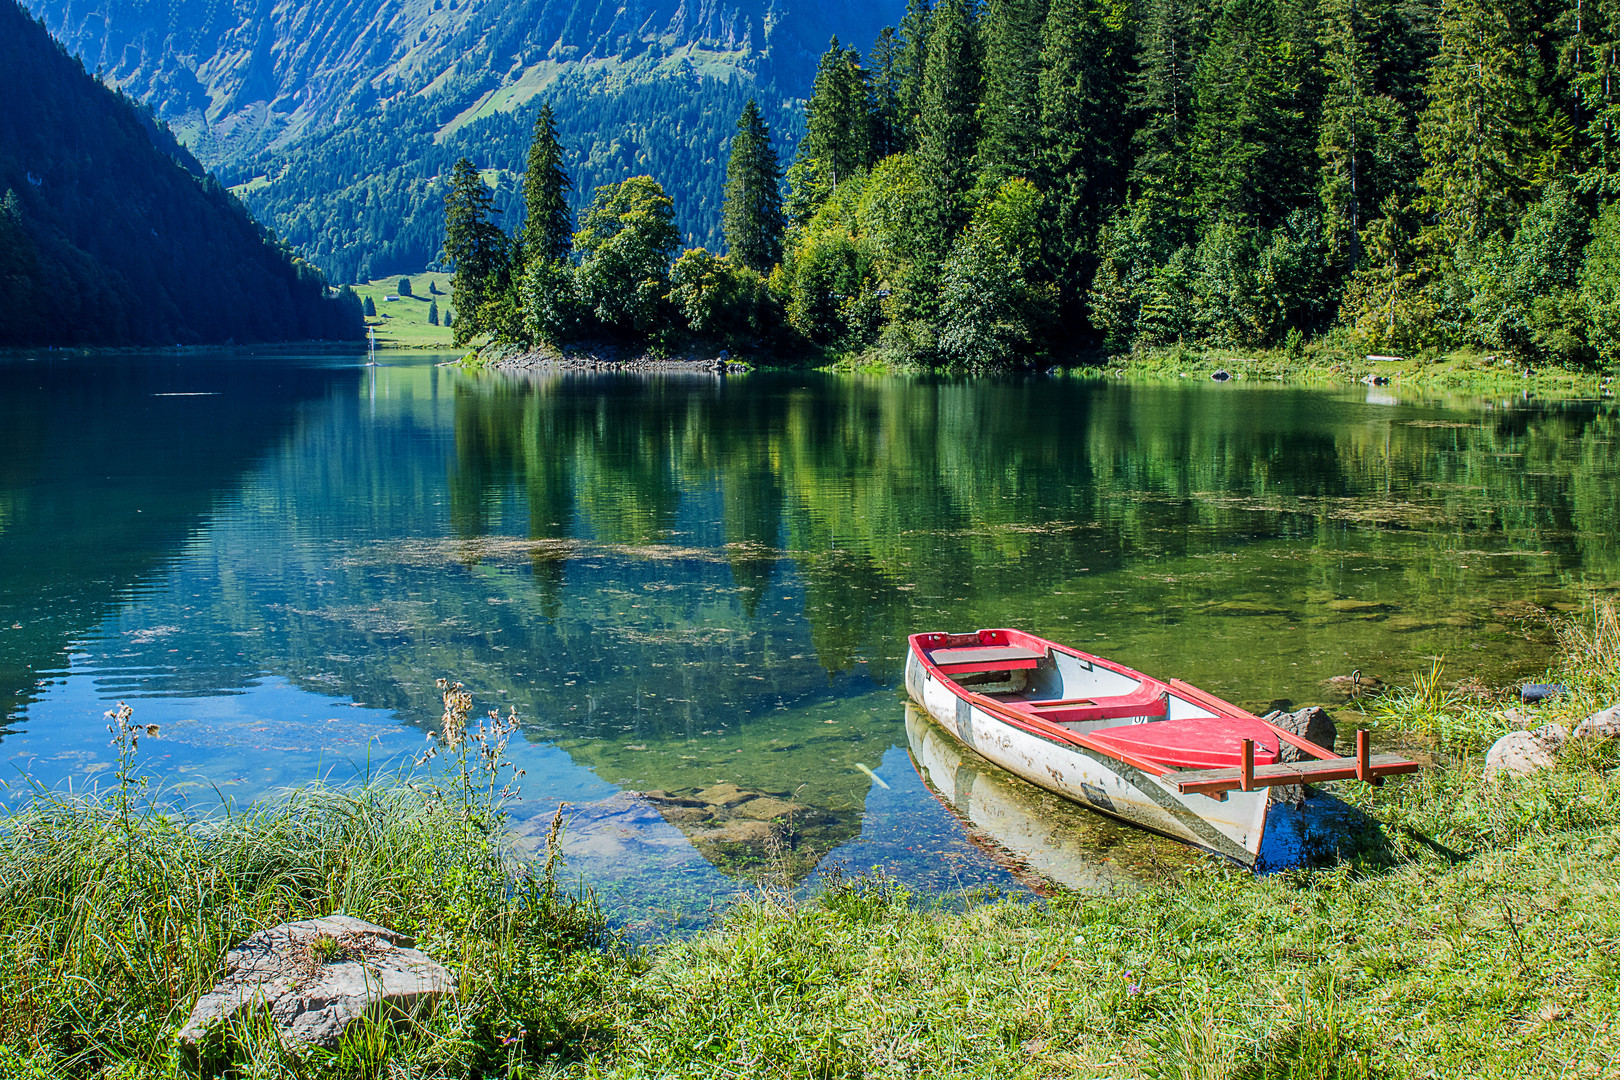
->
904 705 1192 894
905 705 1394 889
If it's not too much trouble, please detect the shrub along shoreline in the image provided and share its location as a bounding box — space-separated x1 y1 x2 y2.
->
3 608 1618 1078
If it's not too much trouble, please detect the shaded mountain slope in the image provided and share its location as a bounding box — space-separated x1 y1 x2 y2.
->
0 1 363 345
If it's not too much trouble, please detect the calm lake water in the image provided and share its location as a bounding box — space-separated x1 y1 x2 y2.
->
2 351 1616 931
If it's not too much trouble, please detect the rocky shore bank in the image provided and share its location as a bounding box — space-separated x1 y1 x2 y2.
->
472 342 753 375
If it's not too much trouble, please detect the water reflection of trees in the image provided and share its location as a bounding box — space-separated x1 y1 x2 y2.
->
0 359 337 726
447 374 1619 685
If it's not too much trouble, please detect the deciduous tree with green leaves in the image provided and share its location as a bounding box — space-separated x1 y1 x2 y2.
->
574 176 682 336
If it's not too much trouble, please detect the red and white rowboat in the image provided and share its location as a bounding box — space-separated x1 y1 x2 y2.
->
904 628 1420 866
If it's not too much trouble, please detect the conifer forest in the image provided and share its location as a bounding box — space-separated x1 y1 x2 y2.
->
453 0 1620 369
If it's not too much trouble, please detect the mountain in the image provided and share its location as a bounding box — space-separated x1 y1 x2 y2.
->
0 1 363 346
24 0 905 281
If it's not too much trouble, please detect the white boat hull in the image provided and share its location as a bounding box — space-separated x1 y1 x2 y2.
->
905 651 1270 865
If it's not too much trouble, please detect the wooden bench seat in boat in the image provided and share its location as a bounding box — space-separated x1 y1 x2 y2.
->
927 644 1046 674
998 681 1170 723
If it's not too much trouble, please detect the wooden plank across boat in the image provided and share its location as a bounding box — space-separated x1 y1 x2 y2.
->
904 628 1420 867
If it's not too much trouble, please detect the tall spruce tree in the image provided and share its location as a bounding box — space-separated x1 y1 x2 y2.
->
1316 0 1423 267
803 39 875 192
722 100 786 273
897 0 937 147
1127 0 1203 249
1038 0 1131 307
979 0 1050 184
869 27 908 158
442 157 509 345
1188 0 1314 231
917 0 985 256
521 103 573 266
1417 0 1541 245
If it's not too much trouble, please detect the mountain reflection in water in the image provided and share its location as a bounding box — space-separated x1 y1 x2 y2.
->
1 353 1615 927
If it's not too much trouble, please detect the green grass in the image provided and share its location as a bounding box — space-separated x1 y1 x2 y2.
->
4 604 1620 1077
353 273 457 348
1106 342 1617 397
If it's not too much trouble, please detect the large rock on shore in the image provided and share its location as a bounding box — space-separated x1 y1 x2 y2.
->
177 915 453 1051
1484 724 1569 780
1262 706 1338 806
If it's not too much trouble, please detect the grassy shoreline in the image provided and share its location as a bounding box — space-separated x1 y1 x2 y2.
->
3 608 1619 1078
1098 344 1617 397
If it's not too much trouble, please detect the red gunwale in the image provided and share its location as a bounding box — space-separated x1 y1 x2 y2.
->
910 629 1289 773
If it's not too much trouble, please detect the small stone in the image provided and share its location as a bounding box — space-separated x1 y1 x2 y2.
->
1574 705 1620 742
1483 724 1569 780
176 915 453 1051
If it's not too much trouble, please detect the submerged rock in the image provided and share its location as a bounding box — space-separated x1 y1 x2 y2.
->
1574 705 1620 742
1484 723 1569 780
694 782 755 808
177 915 453 1051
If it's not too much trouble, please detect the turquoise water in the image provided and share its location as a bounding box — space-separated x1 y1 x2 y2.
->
2 351 1616 931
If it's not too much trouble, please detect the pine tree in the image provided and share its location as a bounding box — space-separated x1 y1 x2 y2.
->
1417 0 1540 245
869 27 908 158
398 276 412 296
979 0 1049 184
363 295 377 317
802 40 874 192
442 157 509 345
429 298 440 325
916 0 985 255
897 0 937 145
722 100 786 273
521 103 573 266
1038 0 1131 308
1127 0 1203 244
1316 0 1420 266
1188 0 1314 231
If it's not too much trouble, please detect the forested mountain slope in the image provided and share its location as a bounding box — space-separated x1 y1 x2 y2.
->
0 1 362 346
25 0 902 281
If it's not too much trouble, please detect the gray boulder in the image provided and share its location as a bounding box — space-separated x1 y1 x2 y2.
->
1483 723 1569 780
1262 706 1338 806
1574 705 1620 742
177 915 454 1050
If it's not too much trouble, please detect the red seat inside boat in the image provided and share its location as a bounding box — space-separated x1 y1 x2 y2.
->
927 644 1046 674
999 680 1170 722
1083 716 1282 771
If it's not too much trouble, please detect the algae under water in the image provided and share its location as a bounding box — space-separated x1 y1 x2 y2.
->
1 352 1615 931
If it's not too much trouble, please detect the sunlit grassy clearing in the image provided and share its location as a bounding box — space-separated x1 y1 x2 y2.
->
353 272 455 347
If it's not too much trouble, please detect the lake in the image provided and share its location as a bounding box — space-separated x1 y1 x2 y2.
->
2 351 1616 932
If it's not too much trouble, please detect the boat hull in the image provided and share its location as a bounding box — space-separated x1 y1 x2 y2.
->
904 649 1270 865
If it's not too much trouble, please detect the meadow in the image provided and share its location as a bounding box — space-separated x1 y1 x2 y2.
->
354 273 456 348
